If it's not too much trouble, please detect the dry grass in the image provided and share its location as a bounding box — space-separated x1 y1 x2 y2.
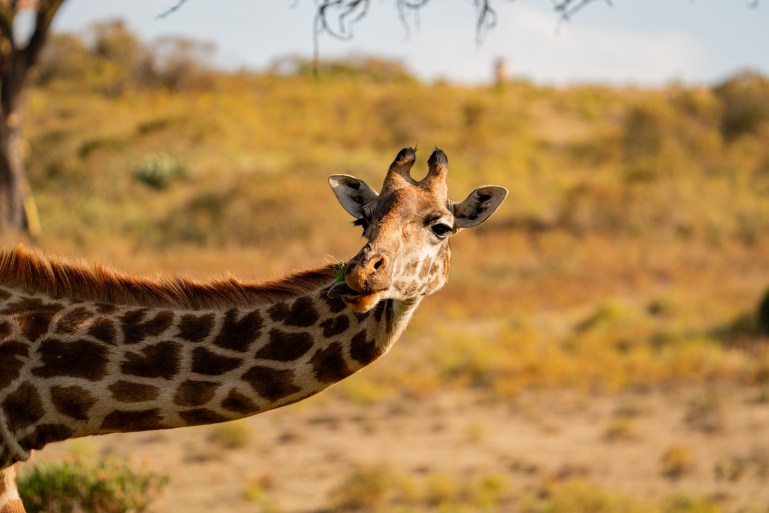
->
17 61 769 398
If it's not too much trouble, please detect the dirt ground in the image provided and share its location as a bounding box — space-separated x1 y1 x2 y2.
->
26 384 769 513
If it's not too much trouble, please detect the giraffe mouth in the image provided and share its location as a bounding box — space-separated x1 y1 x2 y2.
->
327 281 364 299
327 281 385 312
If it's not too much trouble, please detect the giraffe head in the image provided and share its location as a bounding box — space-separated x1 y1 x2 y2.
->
328 147 507 312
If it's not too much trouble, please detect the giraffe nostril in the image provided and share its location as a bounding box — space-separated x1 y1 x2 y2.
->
372 255 386 271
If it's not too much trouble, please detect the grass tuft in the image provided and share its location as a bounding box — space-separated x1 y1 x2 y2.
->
18 458 169 513
660 444 695 480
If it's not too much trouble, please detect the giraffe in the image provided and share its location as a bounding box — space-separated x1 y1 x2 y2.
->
0 147 506 513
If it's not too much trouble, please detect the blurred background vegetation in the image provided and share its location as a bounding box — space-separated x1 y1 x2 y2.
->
15 20 769 397
11 19 769 513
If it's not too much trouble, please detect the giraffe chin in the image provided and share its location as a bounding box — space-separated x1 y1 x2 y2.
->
341 291 384 313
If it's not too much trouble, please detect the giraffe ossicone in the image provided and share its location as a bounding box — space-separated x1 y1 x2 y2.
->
0 147 506 512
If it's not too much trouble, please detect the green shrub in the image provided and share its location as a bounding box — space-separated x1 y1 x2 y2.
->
19 459 169 513
132 153 187 190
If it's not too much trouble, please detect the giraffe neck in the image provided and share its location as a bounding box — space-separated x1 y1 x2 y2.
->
0 272 421 470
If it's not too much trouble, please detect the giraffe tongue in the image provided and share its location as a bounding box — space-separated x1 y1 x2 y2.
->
327 281 362 299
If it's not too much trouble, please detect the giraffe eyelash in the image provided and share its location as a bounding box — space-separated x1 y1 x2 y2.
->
353 217 369 234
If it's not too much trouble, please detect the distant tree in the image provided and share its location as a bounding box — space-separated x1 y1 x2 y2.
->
0 0 63 234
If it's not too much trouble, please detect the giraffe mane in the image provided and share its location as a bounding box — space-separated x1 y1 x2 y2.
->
0 246 335 310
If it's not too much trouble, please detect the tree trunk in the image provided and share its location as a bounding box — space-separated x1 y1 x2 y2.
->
0 0 65 235
0 106 30 232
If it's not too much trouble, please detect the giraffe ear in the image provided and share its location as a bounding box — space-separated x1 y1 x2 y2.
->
329 175 379 219
452 186 508 228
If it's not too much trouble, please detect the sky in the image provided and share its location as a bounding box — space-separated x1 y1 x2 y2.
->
50 0 769 86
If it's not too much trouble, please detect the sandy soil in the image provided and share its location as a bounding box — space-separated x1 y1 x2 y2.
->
26 385 769 513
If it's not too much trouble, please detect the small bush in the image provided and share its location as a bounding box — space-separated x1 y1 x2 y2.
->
330 465 511 512
602 418 637 442
330 464 406 512
523 479 650 513
713 457 749 482
660 444 695 479
684 390 724 434
714 71 769 141
242 479 280 513
19 459 169 513
132 153 187 190
208 420 252 449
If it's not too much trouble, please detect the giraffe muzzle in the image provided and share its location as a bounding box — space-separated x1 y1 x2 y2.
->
326 250 392 306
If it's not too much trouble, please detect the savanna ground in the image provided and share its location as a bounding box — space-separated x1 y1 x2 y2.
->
11 22 769 513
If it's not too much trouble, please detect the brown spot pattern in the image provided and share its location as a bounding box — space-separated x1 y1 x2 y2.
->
95 303 116 314
267 302 289 322
191 347 242 375
320 314 350 338
0 340 28 389
255 329 314 362
33 338 109 381
50 385 97 420
268 297 319 327
101 409 166 431
4 383 44 432
0 320 10 341
108 380 160 402
213 309 263 352
19 424 73 451
178 409 228 426
88 318 117 344
173 380 219 407
310 342 353 383
54 307 94 334
121 340 181 379
320 290 347 313
418 258 432 279
242 366 301 402
177 313 215 342
374 302 386 322
121 309 174 344
2 297 65 342
221 388 257 414
350 329 382 365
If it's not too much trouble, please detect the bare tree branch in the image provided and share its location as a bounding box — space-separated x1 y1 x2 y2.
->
24 0 65 68
553 0 611 21
157 0 189 20
473 0 498 44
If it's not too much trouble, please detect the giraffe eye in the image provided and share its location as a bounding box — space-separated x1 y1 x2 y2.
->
431 223 451 239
